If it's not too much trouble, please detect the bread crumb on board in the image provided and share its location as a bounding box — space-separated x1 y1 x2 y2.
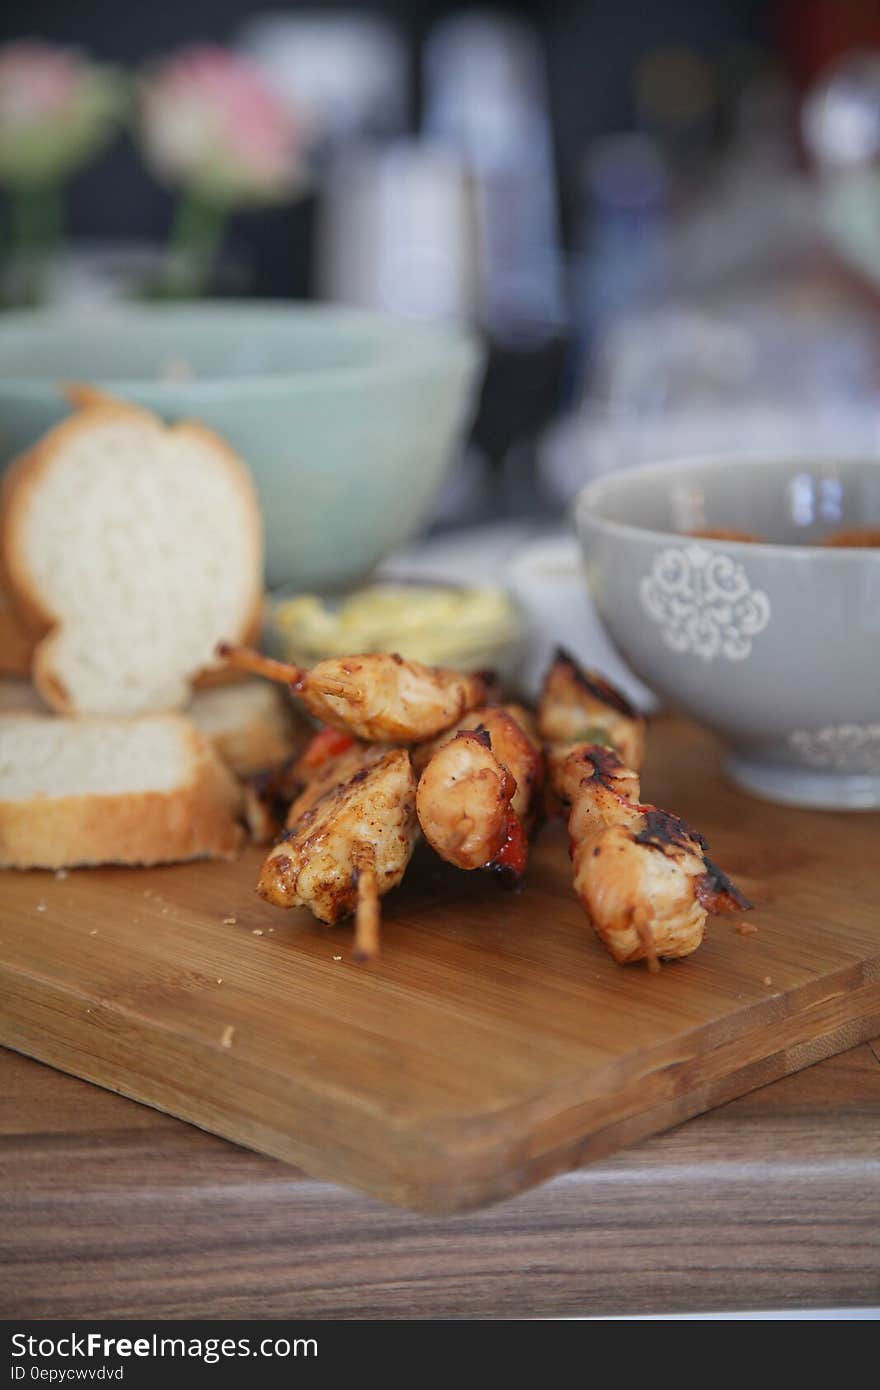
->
54 868 68 881
736 921 758 936
763 975 773 986
36 900 47 913
220 1024 235 1049
223 915 237 926
251 928 264 936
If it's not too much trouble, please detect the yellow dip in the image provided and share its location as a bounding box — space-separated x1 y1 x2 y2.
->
273 583 521 670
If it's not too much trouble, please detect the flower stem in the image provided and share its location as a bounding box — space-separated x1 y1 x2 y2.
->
3 182 63 306
11 181 63 250
161 189 228 297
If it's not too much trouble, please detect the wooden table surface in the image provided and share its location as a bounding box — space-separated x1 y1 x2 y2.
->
2 1037 878 1319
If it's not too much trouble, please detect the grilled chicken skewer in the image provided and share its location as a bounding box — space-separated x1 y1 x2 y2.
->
549 741 750 968
258 747 418 960
286 737 387 823
416 728 527 882
255 718 527 954
218 644 489 742
538 647 645 770
577 807 749 969
240 634 742 969
412 704 543 834
547 741 641 841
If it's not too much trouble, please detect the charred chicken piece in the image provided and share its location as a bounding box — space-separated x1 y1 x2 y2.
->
286 740 389 825
412 704 544 834
547 741 642 842
575 810 704 969
258 748 418 959
416 728 527 882
538 647 645 770
574 800 750 969
218 644 489 743
548 741 750 969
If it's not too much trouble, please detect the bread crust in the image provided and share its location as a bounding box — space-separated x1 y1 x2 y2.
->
0 399 264 715
0 715 243 868
0 586 35 676
61 382 155 415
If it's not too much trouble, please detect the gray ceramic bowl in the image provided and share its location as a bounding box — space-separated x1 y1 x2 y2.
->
0 302 482 590
575 456 880 809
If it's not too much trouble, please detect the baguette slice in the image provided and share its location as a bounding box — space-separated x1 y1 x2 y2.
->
61 382 259 692
0 713 243 868
188 679 304 777
0 676 303 779
1 397 263 716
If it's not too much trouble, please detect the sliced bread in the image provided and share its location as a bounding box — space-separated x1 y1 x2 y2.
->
0 675 302 779
0 397 263 716
0 713 243 868
187 679 304 777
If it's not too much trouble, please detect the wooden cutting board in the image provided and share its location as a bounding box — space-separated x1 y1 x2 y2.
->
2 716 879 1213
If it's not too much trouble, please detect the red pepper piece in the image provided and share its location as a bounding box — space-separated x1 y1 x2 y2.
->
300 726 356 770
489 811 528 886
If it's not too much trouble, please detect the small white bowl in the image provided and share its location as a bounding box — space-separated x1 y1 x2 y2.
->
504 534 655 708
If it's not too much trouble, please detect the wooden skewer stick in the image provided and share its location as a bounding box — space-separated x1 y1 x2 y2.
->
217 645 364 707
352 845 381 962
216 643 304 686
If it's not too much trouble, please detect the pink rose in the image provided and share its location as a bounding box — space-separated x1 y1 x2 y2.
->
0 41 78 123
0 40 123 185
0 40 125 186
138 45 303 204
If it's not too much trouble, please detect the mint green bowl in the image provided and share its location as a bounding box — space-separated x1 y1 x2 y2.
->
0 302 483 589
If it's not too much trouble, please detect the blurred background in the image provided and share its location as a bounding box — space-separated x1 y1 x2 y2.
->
4 0 880 539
